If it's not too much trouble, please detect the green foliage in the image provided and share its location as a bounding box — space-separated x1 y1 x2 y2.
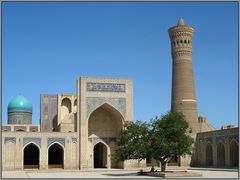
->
115 120 150 162
115 111 194 171
150 112 194 161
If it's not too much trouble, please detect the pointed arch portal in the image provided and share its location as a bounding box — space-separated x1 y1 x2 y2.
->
24 143 40 169
88 103 123 138
88 103 124 168
48 143 64 168
94 142 107 168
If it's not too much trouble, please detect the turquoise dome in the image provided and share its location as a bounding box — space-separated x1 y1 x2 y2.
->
8 95 32 112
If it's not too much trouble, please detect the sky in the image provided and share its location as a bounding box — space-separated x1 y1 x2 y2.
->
2 2 238 129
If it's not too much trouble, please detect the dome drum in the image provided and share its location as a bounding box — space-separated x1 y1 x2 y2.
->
8 111 32 124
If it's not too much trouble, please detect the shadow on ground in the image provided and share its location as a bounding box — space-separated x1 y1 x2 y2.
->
102 173 138 176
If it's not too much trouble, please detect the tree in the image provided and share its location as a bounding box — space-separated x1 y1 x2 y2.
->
149 112 194 171
115 120 150 162
115 111 194 172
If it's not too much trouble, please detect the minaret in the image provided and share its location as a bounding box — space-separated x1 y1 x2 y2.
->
168 18 199 134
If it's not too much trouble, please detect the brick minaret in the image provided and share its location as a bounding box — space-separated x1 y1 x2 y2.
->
168 18 199 134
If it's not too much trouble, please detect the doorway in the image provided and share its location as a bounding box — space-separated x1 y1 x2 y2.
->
94 143 107 168
24 143 39 169
48 143 64 168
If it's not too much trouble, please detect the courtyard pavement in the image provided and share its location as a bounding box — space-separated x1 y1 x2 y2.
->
2 168 239 178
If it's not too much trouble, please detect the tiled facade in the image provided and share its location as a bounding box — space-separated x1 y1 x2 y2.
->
2 76 145 171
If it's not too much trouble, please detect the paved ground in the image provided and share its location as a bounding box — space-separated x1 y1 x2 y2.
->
2 168 239 178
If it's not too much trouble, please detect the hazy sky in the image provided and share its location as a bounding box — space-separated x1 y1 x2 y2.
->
2 2 238 129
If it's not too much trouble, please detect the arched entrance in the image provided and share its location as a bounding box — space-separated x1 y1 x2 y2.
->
24 143 40 169
48 143 64 168
94 142 107 168
88 103 123 168
230 140 239 167
217 142 225 167
205 143 213 166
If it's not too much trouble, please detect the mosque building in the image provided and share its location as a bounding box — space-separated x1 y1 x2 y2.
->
2 19 238 171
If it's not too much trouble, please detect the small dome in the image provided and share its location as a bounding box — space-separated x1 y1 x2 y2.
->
8 95 32 112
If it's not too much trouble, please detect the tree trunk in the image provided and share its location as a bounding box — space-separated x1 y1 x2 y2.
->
160 161 167 172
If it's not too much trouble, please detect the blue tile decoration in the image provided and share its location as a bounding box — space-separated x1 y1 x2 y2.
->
87 97 126 118
48 138 65 147
2 126 11 131
205 137 213 143
14 126 27 132
72 138 77 143
23 137 41 147
216 136 226 144
228 135 239 143
89 137 117 146
87 83 125 92
5 137 16 144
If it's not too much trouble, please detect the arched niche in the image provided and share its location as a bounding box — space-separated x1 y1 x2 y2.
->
73 99 77 112
94 142 108 168
61 98 72 122
48 143 64 168
217 142 225 167
205 143 213 166
16 129 25 132
24 143 40 169
52 115 58 132
88 103 123 138
230 140 239 167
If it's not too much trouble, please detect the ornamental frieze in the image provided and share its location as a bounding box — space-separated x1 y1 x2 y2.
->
87 97 126 118
204 137 213 143
72 138 77 143
173 51 192 56
2 126 11 131
228 135 239 143
87 82 125 92
88 137 117 146
171 32 193 38
23 137 41 147
216 136 226 144
48 138 65 147
5 137 16 144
